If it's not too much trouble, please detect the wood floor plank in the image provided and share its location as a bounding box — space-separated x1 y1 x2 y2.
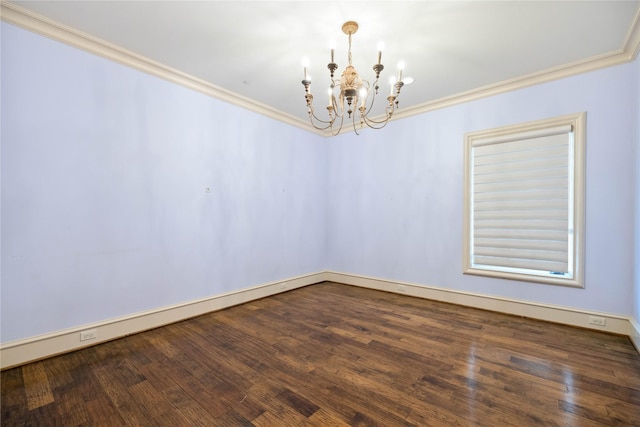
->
160 384 219 425
2 282 640 426
50 381 91 425
306 408 352 426
153 358 231 419
21 361 55 410
42 355 75 390
0 368 30 426
246 382 311 425
92 365 155 425
83 396 127 426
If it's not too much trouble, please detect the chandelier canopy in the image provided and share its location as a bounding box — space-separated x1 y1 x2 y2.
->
301 21 412 135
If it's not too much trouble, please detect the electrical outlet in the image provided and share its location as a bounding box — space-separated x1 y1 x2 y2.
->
398 285 407 292
588 316 606 327
280 282 288 291
80 329 98 341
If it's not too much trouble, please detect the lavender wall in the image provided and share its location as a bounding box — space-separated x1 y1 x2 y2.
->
634 55 640 324
1 23 326 342
328 59 638 316
2 21 638 346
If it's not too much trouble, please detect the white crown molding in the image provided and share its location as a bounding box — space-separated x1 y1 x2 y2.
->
0 1 324 136
623 3 640 60
3 1 639 139
382 7 640 124
392 53 639 123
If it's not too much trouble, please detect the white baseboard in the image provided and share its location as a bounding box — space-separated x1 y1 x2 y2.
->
2 271 637 369
631 317 640 353
0 272 324 370
324 271 632 336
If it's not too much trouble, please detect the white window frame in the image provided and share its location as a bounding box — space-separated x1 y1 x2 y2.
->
463 112 586 287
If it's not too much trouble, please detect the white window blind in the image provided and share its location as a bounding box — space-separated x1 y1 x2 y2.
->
463 113 585 287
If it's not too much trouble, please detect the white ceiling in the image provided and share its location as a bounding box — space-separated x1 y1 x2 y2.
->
5 1 640 130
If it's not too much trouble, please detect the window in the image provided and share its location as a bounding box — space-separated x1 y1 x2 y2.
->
463 113 585 287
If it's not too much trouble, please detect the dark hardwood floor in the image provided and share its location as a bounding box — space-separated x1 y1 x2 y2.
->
2 282 640 426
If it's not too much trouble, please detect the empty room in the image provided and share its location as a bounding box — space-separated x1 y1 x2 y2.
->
1 1 640 425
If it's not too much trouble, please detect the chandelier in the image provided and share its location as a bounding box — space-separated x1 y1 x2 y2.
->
301 21 411 135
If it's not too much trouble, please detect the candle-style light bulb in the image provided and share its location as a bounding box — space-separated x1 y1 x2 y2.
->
302 57 310 80
389 76 396 96
397 61 405 82
329 40 336 63
376 41 384 64
359 88 367 107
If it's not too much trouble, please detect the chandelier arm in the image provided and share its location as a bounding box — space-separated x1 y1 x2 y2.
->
304 91 333 128
362 112 395 127
360 79 379 117
351 110 361 136
361 115 392 129
308 118 335 131
311 112 334 125
361 110 394 126
360 92 400 126
330 92 345 119
357 79 394 125
307 96 342 126
359 101 396 128
308 107 335 126
330 111 346 136
306 105 339 131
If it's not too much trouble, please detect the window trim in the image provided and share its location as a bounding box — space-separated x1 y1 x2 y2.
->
463 112 586 287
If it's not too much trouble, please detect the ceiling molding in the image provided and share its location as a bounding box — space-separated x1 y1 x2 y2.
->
624 4 640 60
3 1 639 139
386 6 640 125
0 1 324 136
